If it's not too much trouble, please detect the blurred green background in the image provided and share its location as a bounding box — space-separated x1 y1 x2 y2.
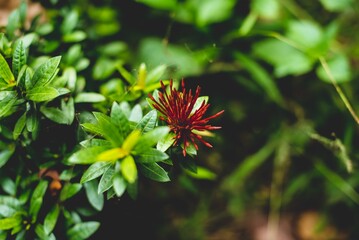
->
7 0 359 239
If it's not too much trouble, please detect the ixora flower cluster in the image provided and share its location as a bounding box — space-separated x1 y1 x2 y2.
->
149 80 224 156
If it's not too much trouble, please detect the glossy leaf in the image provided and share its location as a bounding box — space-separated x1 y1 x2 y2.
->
113 174 127 197
136 148 169 163
81 162 112 183
136 109 157 133
60 183 82 202
98 167 115 194
31 56 61 88
44 205 60 235
67 146 110 164
138 162 170 182
12 41 26 79
0 53 14 84
29 181 48 222
84 180 104 211
67 222 100 240
26 86 59 102
13 112 26 139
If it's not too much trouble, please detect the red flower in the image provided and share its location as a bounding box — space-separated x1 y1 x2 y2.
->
149 80 224 156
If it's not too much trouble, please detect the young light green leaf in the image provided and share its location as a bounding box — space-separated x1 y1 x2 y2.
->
84 180 104 211
26 86 59 102
113 174 127 197
0 216 22 230
44 205 60 235
138 162 170 182
0 53 15 84
121 155 137 183
67 221 100 240
81 162 112 183
12 41 26 79
60 183 82 202
98 167 115 194
32 56 61 88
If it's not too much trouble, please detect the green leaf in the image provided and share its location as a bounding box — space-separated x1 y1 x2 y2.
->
44 205 60 235
0 53 15 84
319 0 353 12
41 98 75 125
67 222 100 240
286 20 323 51
67 146 110 164
135 126 170 153
251 0 280 20
63 31 87 43
81 162 112 183
26 86 59 102
129 104 143 123
35 224 56 240
98 166 115 194
60 183 82 202
0 145 15 168
136 148 169 163
80 139 112 148
74 92 106 103
136 0 177 10
84 180 104 211
93 112 124 146
156 132 175 152
252 40 314 77
26 111 39 133
2 178 16 195
145 64 167 85
0 196 22 209
179 157 197 173
136 109 157 133
93 57 117 80
185 166 217 180
0 216 22 230
317 54 351 84
111 101 130 136
0 204 17 217
121 155 138 183
61 10 78 34
138 38 202 78
113 174 127 197
30 181 48 222
0 94 17 119
138 162 170 182
315 161 359 204
12 41 26 79
235 52 285 105
13 112 26 139
195 0 236 27
31 56 61 88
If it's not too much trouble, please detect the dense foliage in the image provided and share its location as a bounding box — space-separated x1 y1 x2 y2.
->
0 0 359 239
